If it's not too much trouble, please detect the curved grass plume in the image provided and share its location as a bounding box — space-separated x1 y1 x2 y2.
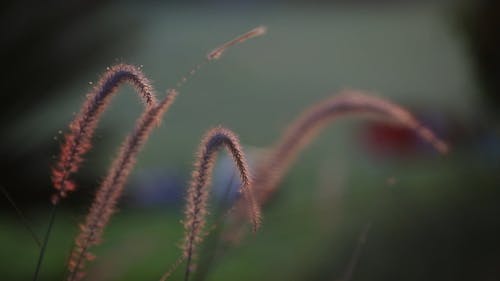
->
34 64 158 281
59 26 266 281
230 90 448 225
207 26 267 60
52 64 157 204
67 90 178 281
182 127 261 281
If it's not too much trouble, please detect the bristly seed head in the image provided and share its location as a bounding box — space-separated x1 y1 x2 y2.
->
182 127 261 279
207 26 267 60
66 90 178 281
51 64 158 204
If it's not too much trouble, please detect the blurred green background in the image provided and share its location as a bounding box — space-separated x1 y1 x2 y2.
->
1 0 499 280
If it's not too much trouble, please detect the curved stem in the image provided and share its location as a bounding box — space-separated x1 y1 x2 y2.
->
0 184 41 247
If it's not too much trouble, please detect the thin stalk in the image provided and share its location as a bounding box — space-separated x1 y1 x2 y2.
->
341 223 371 281
32 204 57 281
0 184 41 247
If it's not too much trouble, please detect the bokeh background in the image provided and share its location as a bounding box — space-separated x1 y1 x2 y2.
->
1 0 499 280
